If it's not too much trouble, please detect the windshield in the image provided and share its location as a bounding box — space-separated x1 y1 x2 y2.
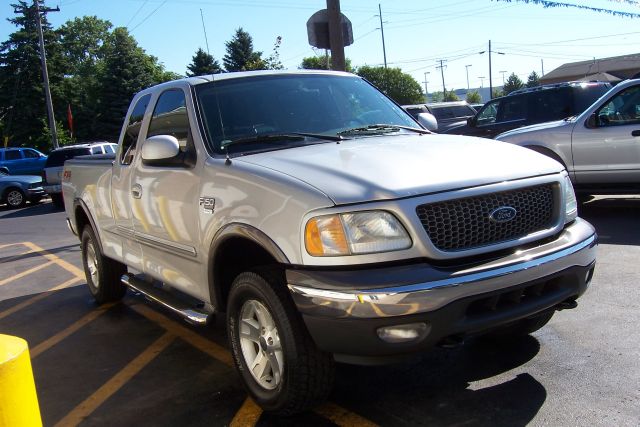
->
195 74 419 155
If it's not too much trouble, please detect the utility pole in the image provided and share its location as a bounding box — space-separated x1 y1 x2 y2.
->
465 64 472 90
19 0 60 149
423 71 430 102
376 4 388 68
488 40 504 100
327 0 346 71
436 59 447 95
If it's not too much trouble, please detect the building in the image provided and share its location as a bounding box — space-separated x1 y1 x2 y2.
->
540 53 640 85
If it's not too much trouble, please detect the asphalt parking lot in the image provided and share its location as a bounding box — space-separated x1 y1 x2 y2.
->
0 198 639 426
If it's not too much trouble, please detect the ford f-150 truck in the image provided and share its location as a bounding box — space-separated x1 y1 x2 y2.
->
63 70 597 415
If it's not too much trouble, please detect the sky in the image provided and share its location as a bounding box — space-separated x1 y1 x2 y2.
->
2 0 640 94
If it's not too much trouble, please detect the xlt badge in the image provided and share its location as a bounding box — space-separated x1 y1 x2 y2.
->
199 197 216 214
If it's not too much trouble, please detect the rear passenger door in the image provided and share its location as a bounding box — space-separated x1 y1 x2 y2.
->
4 150 25 174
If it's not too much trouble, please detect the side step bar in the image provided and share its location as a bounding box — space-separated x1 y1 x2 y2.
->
121 274 212 325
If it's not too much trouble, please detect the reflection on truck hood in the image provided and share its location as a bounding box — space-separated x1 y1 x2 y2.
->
237 134 564 205
496 119 570 139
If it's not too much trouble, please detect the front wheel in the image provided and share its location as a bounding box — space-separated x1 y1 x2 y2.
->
227 270 334 415
5 188 26 208
81 226 127 304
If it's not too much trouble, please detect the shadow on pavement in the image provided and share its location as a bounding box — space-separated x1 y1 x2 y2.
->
579 197 640 246
0 200 62 219
0 243 80 264
322 336 544 427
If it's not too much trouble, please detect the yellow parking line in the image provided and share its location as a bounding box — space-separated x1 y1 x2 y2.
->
54 332 175 427
314 402 380 427
230 398 262 427
130 304 233 367
30 303 115 359
0 260 55 287
0 276 82 321
0 242 22 250
21 241 85 279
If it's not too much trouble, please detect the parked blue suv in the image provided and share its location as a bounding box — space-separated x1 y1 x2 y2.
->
0 147 47 175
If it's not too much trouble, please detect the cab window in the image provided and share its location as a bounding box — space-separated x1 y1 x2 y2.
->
121 94 151 165
597 86 640 127
476 101 499 126
23 149 40 159
5 150 21 160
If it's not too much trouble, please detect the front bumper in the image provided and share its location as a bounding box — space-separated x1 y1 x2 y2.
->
287 218 597 362
44 184 62 195
27 187 45 199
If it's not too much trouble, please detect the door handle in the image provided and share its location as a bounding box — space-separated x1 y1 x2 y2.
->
631 130 640 137
131 184 142 199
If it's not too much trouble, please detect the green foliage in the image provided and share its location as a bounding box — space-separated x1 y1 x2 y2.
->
466 90 482 104
492 88 504 98
223 28 263 72
40 118 73 149
527 71 540 88
186 48 221 77
300 55 353 72
503 73 524 95
443 89 460 102
355 66 423 105
429 91 444 102
263 36 284 70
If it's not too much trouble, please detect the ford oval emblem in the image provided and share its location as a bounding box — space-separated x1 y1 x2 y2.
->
489 206 517 223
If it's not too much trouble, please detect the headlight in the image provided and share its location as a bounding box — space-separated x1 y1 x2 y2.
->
305 211 412 256
28 182 42 189
564 175 578 223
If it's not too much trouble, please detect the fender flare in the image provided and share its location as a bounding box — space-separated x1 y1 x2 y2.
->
207 223 290 307
73 198 104 253
523 145 568 170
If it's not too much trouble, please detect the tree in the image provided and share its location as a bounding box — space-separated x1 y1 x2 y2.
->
443 89 460 102
466 90 482 104
92 27 168 140
223 28 263 72
0 1 64 151
355 66 423 105
263 36 284 70
503 73 524 95
186 48 221 76
429 91 444 102
526 71 540 88
492 88 504 98
301 55 353 72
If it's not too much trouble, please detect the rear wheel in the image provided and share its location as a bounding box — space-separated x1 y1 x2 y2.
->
81 226 127 304
227 270 334 415
5 188 26 208
51 193 64 209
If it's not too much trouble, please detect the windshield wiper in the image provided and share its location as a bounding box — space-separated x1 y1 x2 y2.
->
221 132 343 150
337 124 430 136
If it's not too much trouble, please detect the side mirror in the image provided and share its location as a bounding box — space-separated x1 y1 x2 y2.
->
585 113 598 128
417 112 438 132
467 116 476 127
141 135 180 161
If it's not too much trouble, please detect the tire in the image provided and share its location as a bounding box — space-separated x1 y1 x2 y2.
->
485 311 554 340
5 188 26 208
81 226 127 304
227 270 335 415
51 193 64 209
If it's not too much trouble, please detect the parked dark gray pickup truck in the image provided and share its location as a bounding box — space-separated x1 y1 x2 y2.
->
63 70 597 415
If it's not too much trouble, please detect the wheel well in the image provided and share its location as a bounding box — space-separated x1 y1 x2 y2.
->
524 145 567 170
212 237 281 312
2 186 21 200
75 205 91 237
0 167 8 174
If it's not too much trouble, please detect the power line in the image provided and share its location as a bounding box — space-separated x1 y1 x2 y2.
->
126 0 149 27
130 0 168 32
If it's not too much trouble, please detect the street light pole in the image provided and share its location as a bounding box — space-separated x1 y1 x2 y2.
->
465 64 472 90
500 70 507 85
478 76 485 88
423 71 430 102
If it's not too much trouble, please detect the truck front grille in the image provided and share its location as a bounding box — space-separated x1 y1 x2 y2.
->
416 184 556 251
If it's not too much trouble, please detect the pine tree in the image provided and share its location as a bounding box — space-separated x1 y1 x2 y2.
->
186 48 221 77
526 71 540 88
223 28 263 72
0 1 64 151
503 73 524 95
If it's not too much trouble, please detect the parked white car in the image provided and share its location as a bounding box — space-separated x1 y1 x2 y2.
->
496 79 640 196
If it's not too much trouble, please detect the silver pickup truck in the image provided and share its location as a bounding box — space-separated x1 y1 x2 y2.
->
63 70 597 415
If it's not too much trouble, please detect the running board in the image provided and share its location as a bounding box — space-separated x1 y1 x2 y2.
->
121 274 212 325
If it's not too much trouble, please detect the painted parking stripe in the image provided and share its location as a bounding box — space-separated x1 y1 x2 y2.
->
0 260 55 287
315 402 380 427
229 398 262 427
0 276 82 321
21 241 85 279
30 303 116 358
53 332 175 427
130 304 234 367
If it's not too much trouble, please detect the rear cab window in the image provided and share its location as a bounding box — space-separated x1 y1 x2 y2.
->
45 148 92 168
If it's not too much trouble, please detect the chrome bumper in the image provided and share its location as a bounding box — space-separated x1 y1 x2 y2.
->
288 218 597 319
44 184 62 194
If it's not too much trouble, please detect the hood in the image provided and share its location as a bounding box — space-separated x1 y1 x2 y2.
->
237 134 563 205
496 119 570 140
0 175 41 184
